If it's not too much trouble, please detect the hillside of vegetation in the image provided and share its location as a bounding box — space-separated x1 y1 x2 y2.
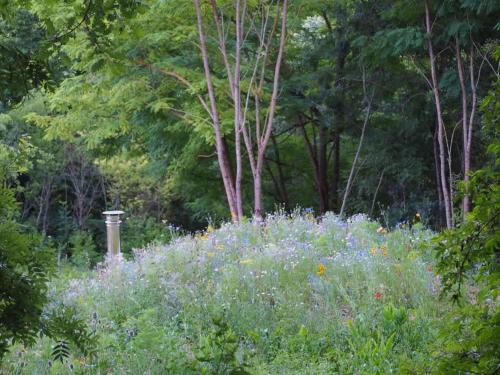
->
2 213 444 374
0 1 498 372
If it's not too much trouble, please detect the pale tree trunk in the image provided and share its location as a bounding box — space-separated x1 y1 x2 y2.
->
466 46 477 212
323 11 348 213
252 0 288 220
425 1 453 228
195 0 288 221
433 127 445 227
456 39 469 216
36 175 53 234
318 124 329 214
194 0 239 221
456 40 478 217
339 86 374 217
331 131 340 212
233 0 245 219
370 168 385 217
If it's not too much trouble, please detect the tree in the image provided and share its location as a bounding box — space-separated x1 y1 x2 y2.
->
0 7 53 107
433 65 499 373
0 141 53 358
357 0 499 227
193 0 289 220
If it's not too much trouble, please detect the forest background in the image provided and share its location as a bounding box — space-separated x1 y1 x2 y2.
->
1 0 498 256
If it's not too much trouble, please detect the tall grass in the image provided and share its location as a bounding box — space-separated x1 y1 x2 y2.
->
2 212 444 374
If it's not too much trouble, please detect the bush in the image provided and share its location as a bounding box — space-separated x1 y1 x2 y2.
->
68 230 101 268
0 183 54 360
121 216 179 256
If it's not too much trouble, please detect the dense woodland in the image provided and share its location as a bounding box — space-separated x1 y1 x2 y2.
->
0 0 499 373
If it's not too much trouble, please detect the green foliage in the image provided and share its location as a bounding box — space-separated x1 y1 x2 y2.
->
1 213 441 373
0 0 498 372
121 217 179 255
432 71 500 373
68 230 100 268
51 340 70 363
41 304 97 361
0 7 53 105
0 183 53 359
193 314 252 375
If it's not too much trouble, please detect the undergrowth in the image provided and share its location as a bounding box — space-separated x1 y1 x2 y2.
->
1 212 444 374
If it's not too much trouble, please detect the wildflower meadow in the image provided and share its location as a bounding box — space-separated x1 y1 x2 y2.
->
1 212 447 374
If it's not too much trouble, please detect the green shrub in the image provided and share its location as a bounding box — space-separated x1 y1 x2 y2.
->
68 230 101 268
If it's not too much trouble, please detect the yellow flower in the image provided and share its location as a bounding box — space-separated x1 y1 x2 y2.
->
216 244 225 250
198 233 209 241
74 357 86 365
240 258 253 265
207 252 215 258
381 245 388 256
207 224 214 233
317 263 326 276
370 247 378 256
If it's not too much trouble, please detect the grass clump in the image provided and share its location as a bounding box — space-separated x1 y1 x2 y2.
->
1 212 443 374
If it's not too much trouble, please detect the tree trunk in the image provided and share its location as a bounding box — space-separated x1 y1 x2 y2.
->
433 126 445 228
456 41 477 217
194 0 239 221
234 0 244 219
331 131 340 212
370 168 385 217
456 39 470 216
425 1 453 228
253 160 264 219
318 125 329 214
36 176 53 234
340 91 373 217
253 0 288 221
271 133 290 210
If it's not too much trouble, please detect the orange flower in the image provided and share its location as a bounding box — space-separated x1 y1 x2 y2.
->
374 292 383 300
370 247 378 256
317 263 326 276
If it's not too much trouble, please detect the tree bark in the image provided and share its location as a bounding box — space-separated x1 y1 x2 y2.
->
271 133 290 210
456 40 477 216
456 39 470 216
253 0 288 221
36 175 53 234
318 124 329 214
234 0 245 219
194 0 239 221
370 168 384 217
433 126 445 228
340 90 373 217
425 1 453 228
331 131 340 212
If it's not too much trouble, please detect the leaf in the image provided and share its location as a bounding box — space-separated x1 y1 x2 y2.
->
51 340 70 363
